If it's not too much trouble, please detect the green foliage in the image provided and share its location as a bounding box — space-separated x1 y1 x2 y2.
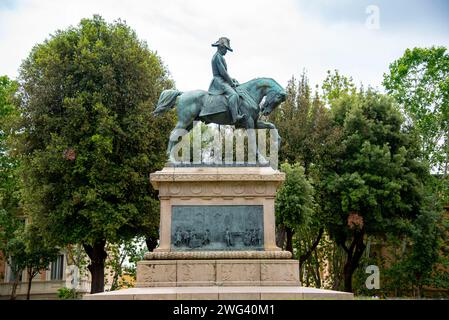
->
276 163 314 229
0 75 25 296
57 287 80 300
271 71 343 286
0 208 58 298
105 236 146 290
0 210 26 266
0 75 20 226
14 15 174 250
321 90 428 238
22 223 59 277
352 205 449 298
316 88 432 292
383 47 449 182
270 73 340 170
322 70 356 106
66 244 89 279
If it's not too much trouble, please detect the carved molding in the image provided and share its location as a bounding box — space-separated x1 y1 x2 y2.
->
150 167 285 191
158 181 278 198
151 173 285 183
144 250 292 260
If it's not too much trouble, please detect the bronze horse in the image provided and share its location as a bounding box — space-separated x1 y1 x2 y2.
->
153 77 286 163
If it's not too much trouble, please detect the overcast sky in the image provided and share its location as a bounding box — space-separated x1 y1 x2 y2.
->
1 0 448 92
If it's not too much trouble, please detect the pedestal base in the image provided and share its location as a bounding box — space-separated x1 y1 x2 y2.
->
136 259 299 287
83 286 353 300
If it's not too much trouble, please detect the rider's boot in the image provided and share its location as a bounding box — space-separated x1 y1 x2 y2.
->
229 99 245 124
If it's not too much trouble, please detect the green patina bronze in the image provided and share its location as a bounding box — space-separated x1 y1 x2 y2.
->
171 205 264 251
153 37 286 163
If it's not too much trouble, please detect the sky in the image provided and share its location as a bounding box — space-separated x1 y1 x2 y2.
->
0 0 448 92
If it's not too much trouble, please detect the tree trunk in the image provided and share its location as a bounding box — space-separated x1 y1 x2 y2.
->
26 268 33 300
313 248 321 288
83 240 107 294
275 224 286 249
10 275 20 300
285 226 293 253
145 236 158 252
343 261 354 293
299 227 324 270
342 229 366 293
416 273 422 298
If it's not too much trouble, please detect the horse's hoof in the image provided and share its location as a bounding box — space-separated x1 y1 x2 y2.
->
258 155 270 166
168 156 180 165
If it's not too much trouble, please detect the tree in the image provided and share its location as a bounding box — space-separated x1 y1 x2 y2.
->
319 90 431 292
270 72 344 287
383 47 449 180
385 196 447 298
0 212 58 300
275 163 314 253
105 236 146 290
15 15 174 293
404 204 445 297
0 210 25 300
0 75 20 232
0 75 23 300
271 72 338 253
22 224 59 300
322 70 356 106
271 72 340 170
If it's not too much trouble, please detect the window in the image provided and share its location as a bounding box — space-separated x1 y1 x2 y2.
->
51 255 64 280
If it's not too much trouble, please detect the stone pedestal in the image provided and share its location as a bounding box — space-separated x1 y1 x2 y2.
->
84 166 353 300
150 166 285 253
134 166 299 291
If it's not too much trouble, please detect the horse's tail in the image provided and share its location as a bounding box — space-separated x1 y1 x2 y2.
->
153 89 182 116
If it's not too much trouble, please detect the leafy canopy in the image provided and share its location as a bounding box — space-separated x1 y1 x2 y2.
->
320 90 430 242
383 47 449 173
276 162 314 229
15 15 174 247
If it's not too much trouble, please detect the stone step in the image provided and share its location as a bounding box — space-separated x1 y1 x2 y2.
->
83 286 353 300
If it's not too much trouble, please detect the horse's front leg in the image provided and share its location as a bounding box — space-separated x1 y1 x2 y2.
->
167 122 190 163
256 120 275 129
256 120 281 151
245 118 267 166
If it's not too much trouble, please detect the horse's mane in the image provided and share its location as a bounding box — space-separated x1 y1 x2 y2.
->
239 77 283 92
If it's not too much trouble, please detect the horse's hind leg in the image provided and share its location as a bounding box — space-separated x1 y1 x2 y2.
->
167 93 202 163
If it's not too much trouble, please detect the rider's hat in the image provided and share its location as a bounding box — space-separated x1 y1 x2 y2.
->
212 37 233 52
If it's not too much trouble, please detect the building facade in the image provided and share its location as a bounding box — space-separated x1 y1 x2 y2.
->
0 250 91 300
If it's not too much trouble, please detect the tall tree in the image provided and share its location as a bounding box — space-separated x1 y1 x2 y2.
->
319 90 431 292
383 47 449 180
14 15 174 293
0 75 22 300
271 72 341 282
0 75 19 219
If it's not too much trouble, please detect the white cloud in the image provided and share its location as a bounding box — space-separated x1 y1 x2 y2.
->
1 0 448 92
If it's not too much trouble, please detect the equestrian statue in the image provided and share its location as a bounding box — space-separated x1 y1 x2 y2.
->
153 37 286 164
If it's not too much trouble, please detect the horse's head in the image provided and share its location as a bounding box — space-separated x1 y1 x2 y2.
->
259 79 287 116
